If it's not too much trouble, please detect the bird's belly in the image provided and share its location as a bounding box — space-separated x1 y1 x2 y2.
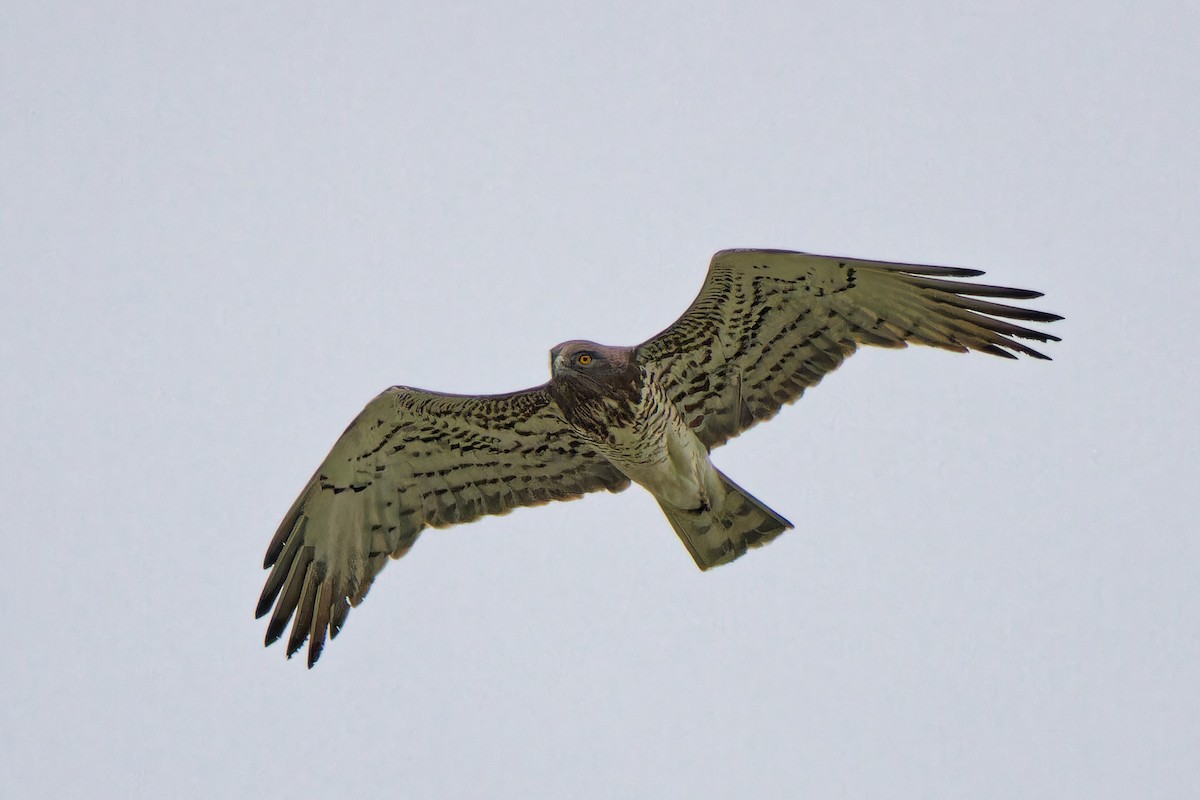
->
598 411 714 511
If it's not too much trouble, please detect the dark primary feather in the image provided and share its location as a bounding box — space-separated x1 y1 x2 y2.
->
257 385 629 667
635 249 1062 449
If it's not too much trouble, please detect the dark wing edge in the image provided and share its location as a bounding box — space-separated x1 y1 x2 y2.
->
636 248 1062 448
256 384 629 667
824 251 1063 360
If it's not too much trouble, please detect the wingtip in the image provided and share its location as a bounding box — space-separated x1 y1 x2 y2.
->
286 637 305 659
254 597 271 620
306 643 325 669
264 617 286 647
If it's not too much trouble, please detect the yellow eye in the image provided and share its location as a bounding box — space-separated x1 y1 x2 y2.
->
577 354 592 365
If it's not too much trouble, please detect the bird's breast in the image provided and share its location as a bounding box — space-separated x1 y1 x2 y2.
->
586 376 714 510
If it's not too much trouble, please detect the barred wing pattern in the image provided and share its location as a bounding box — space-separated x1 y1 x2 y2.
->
636 249 1062 449
256 386 629 667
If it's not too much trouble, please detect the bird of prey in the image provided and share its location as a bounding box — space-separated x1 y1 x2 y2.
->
257 248 1061 666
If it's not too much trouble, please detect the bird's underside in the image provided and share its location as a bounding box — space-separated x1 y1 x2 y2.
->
257 248 1062 666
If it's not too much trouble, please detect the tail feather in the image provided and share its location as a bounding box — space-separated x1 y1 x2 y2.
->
657 469 793 570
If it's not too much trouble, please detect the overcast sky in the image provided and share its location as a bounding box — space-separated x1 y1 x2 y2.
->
3 1 1197 798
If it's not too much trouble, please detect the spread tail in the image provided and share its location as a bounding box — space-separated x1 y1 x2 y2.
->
657 469 793 570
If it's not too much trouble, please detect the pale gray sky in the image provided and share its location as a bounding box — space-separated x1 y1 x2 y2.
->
2 1 1197 798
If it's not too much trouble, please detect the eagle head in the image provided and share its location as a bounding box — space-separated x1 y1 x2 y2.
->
550 340 631 379
548 340 642 427
549 339 642 398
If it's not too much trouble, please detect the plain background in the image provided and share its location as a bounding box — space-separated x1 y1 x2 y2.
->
3 1 1197 798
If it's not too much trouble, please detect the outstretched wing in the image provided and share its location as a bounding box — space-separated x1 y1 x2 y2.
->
636 249 1062 449
256 385 629 667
